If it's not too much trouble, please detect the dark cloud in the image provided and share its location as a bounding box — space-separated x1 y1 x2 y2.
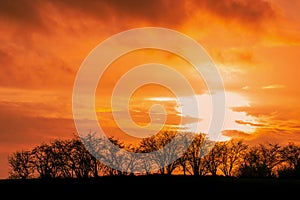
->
0 0 45 29
0 0 277 37
0 44 75 89
51 0 276 29
0 49 9 59
51 0 187 28
0 49 11 66
107 0 187 26
194 0 275 26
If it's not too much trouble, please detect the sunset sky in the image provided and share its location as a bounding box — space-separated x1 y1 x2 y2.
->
0 0 300 179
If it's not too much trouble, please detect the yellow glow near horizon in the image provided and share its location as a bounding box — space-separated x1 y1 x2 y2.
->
178 91 258 141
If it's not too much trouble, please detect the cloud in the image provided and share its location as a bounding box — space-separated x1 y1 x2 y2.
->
0 0 298 179
0 49 11 64
222 129 252 138
229 104 300 146
50 0 188 29
0 0 286 92
0 102 75 146
245 128 300 146
231 105 278 118
242 86 250 90
97 108 201 130
235 120 264 127
261 84 285 90
0 43 76 89
192 0 276 27
0 0 45 30
0 87 72 118
0 0 278 36
214 48 257 65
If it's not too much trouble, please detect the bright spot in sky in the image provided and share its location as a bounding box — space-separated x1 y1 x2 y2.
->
129 92 257 141
178 91 257 141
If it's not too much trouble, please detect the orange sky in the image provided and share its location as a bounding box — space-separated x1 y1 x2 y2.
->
0 0 300 179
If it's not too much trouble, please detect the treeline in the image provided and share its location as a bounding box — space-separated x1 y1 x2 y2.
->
7 131 300 179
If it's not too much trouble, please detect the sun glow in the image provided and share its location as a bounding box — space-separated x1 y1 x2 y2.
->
178 91 257 141
136 91 258 141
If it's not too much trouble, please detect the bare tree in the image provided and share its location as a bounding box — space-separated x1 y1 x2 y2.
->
10 132 300 180
278 142 300 178
218 139 248 177
280 142 300 169
203 142 223 176
238 143 282 178
182 133 213 176
139 130 189 175
177 132 196 175
67 138 96 178
31 143 59 179
8 150 33 179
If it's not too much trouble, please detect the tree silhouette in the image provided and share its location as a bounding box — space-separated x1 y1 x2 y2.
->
8 150 33 179
31 142 59 179
278 142 300 178
6 132 300 179
217 139 248 177
238 143 282 178
139 130 186 175
176 133 214 176
203 141 223 176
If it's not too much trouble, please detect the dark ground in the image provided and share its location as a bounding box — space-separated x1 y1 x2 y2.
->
0 175 299 198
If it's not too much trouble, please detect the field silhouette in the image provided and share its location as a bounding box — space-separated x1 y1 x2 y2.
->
0 175 300 197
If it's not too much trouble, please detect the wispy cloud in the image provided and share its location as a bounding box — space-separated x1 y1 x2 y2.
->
242 86 250 90
261 84 285 90
235 120 264 127
221 129 252 138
